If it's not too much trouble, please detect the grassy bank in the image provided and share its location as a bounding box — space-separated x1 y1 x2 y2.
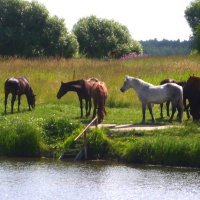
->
0 56 200 167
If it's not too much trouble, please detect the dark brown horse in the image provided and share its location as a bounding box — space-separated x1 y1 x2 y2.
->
56 78 99 118
4 77 36 114
90 81 108 123
183 75 200 121
160 78 189 119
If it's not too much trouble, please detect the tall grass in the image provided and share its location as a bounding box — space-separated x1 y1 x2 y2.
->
0 55 200 108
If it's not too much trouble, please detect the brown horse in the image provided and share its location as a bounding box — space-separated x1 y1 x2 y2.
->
160 78 189 119
4 77 36 114
56 78 99 118
89 81 108 123
183 75 200 121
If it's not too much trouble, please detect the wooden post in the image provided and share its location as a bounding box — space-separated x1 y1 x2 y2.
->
73 116 98 160
84 132 87 160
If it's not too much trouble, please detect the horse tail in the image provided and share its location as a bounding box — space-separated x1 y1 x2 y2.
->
96 84 107 123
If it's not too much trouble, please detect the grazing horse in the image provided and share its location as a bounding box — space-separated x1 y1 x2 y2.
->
56 78 99 118
183 75 200 121
4 77 36 114
120 76 183 123
160 78 189 119
90 81 108 123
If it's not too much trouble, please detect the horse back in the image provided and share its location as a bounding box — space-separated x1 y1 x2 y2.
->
17 77 31 94
5 77 20 94
5 77 30 95
184 76 200 103
160 78 176 85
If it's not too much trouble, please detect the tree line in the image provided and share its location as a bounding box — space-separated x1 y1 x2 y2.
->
141 39 191 56
0 0 199 58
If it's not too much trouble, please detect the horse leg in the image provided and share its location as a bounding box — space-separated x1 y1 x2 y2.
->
25 94 31 111
79 97 83 118
11 94 16 114
142 103 146 124
160 103 164 118
166 101 170 117
4 92 9 114
18 95 21 112
147 103 155 122
169 103 176 122
177 104 183 123
92 100 97 119
185 103 190 119
87 98 92 117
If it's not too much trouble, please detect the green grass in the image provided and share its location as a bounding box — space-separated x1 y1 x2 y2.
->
0 56 200 167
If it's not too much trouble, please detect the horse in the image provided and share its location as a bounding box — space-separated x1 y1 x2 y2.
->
183 75 200 121
90 81 108 123
4 77 36 114
160 78 190 119
120 76 183 123
56 78 99 118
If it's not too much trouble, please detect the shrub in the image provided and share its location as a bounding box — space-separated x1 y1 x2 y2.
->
42 118 80 144
0 122 41 157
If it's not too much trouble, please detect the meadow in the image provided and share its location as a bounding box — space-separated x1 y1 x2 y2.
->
0 55 200 167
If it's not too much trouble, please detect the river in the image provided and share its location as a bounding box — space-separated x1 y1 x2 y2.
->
0 158 199 200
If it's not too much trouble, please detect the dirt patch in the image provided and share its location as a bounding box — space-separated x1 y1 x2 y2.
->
92 124 179 131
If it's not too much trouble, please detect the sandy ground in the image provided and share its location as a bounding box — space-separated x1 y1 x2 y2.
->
92 123 179 131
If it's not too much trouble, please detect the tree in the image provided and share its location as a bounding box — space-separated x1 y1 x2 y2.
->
0 0 78 57
73 15 142 58
185 0 200 52
185 0 200 31
192 24 200 52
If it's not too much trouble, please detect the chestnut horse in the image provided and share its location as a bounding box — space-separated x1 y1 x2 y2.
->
56 78 99 118
160 78 190 119
4 77 36 114
89 81 108 123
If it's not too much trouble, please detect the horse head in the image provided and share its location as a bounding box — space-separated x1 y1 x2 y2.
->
28 88 36 109
120 75 131 92
56 81 66 99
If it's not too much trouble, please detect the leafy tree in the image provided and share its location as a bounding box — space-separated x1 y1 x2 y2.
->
192 24 200 52
185 0 200 52
73 15 142 58
185 0 200 32
0 0 78 57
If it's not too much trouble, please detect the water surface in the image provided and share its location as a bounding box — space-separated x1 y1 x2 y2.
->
0 158 199 200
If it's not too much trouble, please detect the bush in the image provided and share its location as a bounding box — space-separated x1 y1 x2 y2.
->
0 122 41 156
42 118 81 144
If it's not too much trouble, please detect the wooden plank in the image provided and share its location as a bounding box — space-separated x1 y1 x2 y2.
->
74 116 97 141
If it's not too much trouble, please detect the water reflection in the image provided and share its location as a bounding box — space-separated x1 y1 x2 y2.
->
0 158 200 200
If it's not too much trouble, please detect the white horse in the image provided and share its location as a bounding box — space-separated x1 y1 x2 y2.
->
120 76 183 123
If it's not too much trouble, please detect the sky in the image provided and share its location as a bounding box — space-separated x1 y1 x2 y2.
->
28 0 193 41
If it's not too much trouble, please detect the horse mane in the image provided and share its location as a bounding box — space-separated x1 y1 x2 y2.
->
64 79 85 86
131 77 154 88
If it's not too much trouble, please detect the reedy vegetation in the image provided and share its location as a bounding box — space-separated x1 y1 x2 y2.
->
0 56 200 167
